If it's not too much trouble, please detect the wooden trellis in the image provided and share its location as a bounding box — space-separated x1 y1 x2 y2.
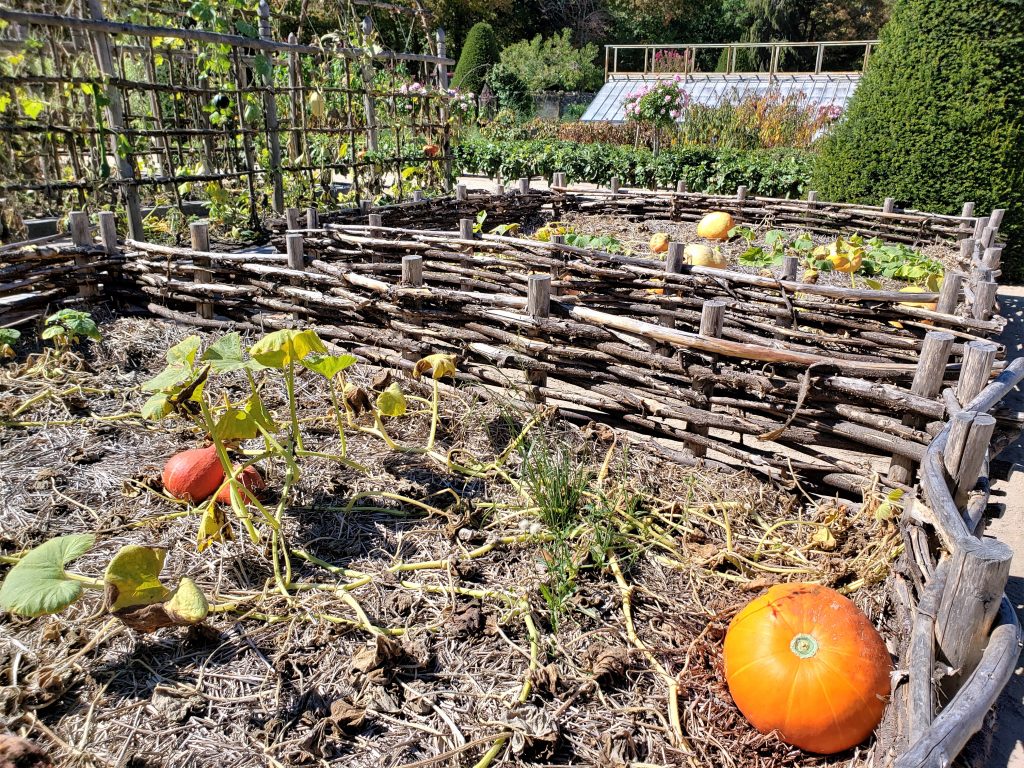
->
0 0 455 238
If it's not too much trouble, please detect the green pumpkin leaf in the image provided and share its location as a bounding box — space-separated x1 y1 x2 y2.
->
202 332 262 373
0 328 20 347
104 545 170 612
41 325 64 341
0 534 96 617
164 577 209 624
167 335 203 365
245 391 277 434
249 329 327 369
302 352 357 380
376 383 407 417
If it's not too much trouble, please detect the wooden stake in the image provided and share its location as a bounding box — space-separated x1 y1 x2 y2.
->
259 0 284 213
943 410 976 480
935 536 1013 684
459 217 475 241
526 274 551 403
806 190 818 208
306 207 318 230
736 185 747 202
953 413 996 508
889 331 954 484
190 220 213 320
518 177 530 196
98 210 117 255
402 255 423 286
286 232 304 272
936 271 963 315
956 341 997 406
286 207 300 231
359 17 379 153
989 208 1005 232
70 210 97 299
610 177 619 196
456 183 467 201
973 281 998 321
883 197 895 214
692 299 726 457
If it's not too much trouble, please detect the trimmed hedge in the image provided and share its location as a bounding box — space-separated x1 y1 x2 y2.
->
454 137 812 198
452 23 499 95
814 0 1024 276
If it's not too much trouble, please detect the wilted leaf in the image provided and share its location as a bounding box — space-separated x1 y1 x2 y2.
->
104 545 170 611
249 329 326 369
197 503 233 552
329 699 367 732
872 488 904 524
526 663 559 697
0 534 95 617
446 601 483 637
591 646 630 683
811 525 837 551
375 383 406 417
412 353 457 381
344 384 371 415
350 635 405 685
302 352 357 380
167 335 202 365
164 577 209 624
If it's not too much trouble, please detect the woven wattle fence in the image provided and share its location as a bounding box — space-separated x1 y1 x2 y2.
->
0 183 1019 767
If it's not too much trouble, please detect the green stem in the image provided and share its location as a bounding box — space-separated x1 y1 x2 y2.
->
426 378 440 452
327 379 348 458
285 359 303 451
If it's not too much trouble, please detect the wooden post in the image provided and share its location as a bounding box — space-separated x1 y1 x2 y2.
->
518 177 530 196
973 216 990 240
413 190 425 203
456 183 467 201
953 413 996 508
659 242 685 336
286 233 304 272
982 246 1003 272
943 410 975 480
526 275 550 404
973 280 998 321
781 255 798 281
98 210 117 255
69 211 97 299
361 200 373 215
402 255 423 286
935 537 1013 684
435 28 453 193
306 207 318 230
359 17 379 153
86 0 143 239
692 299 726 458
259 0 284 213
882 197 895 214
287 33 302 165
495 183 505 196
956 341 997 406
980 226 996 249
609 177 619 196
736 185 748 202
936 271 964 315
550 233 565 295
286 207 300 231
459 217 475 241
959 238 975 263
368 213 382 234
676 180 688 194
959 201 975 233
889 331 955 484
989 208 1005 232
806 190 818 208
190 221 213 320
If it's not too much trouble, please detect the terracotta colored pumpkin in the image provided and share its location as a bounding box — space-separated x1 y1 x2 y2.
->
723 583 892 754
216 465 265 504
423 143 441 158
696 211 734 241
162 447 224 503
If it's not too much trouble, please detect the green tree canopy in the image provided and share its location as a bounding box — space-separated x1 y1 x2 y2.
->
498 29 602 92
813 0 1024 275
453 21 500 94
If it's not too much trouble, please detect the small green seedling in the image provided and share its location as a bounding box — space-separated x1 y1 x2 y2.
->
0 328 20 359
0 534 209 632
42 309 101 350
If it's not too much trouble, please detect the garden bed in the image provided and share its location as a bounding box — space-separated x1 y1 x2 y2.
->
0 315 899 767
0 185 1020 768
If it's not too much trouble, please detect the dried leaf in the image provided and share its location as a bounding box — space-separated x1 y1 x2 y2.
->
499 704 558 757
350 635 404 685
0 734 51 768
811 525 837 551
446 601 484 638
328 698 366 732
526 663 559 697
344 384 371 415
412 353 457 381
591 646 630 683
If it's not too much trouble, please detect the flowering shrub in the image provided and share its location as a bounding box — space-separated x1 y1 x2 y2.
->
652 49 691 74
623 78 689 129
397 82 475 123
678 90 843 150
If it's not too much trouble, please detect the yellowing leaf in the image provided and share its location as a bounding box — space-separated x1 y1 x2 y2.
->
249 329 327 369
197 502 233 552
164 577 209 624
104 545 171 611
811 526 836 551
376 383 407 417
412 353 457 381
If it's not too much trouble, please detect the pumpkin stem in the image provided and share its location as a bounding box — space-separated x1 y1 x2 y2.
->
790 633 819 659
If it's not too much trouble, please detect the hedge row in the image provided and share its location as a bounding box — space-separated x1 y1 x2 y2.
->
453 137 813 198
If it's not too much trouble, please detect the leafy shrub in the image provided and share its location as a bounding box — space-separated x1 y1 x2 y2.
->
624 80 689 129
560 103 588 122
485 63 532 117
454 137 812 198
814 0 1024 276
498 29 603 92
678 90 842 150
452 22 499 95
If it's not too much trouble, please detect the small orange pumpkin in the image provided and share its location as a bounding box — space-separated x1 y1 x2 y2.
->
723 583 892 754
162 446 224 503
423 143 441 158
216 465 266 504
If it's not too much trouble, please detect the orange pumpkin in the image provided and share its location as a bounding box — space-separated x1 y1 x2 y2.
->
423 143 441 158
162 447 224 503
723 583 892 754
216 465 265 504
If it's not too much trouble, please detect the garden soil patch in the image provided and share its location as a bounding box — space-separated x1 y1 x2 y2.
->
1 313 903 767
